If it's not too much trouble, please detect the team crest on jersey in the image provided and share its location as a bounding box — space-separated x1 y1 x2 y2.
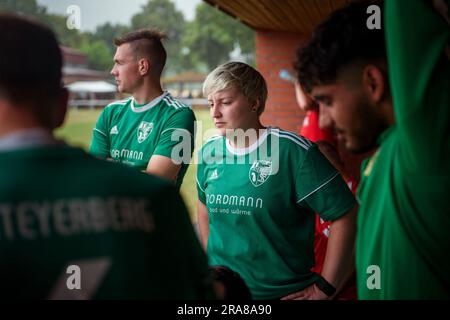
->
137 121 153 143
249 160 272 187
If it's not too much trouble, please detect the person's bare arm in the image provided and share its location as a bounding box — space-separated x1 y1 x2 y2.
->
295 81 318 112
146 155 181 183
281 205 357 300
197 200 210 251
320 205 357 294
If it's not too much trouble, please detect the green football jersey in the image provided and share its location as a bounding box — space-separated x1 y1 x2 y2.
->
197 128 356 299
0 144 213 299
356 0 450 299
90 92 196 189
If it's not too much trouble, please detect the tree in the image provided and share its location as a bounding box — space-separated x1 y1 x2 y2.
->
93 22 130 55
0 0 47 17
131 0 186 74
183 3 255 71
79 39 112 71
43 13 87 48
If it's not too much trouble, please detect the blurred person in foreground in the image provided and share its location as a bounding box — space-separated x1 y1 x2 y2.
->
0 13 213 299
296 0 449 299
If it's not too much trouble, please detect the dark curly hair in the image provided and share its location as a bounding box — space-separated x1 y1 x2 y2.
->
295 0 386 92
210 265 252 300
0 13 62 103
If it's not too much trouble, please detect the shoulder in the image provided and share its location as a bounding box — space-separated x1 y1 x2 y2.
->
161 94 194 113
199 135 224 152
269 128 314 152
102 97 132 114
197 135 224 163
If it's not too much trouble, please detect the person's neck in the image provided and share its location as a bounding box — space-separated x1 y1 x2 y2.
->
381 100 395 127
132 81 164 105
228 122 266 149
0 123 50 139
0 107 50 139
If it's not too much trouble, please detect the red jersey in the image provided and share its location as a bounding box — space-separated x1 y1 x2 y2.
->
300 110 358 299
300 110 335 144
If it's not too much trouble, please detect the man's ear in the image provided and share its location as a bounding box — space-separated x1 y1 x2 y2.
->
362 65 387 104
52 88 68 130
138 58 150 76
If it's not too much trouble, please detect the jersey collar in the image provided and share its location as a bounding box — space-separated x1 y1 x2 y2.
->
130 91 169 113
225 127 270 156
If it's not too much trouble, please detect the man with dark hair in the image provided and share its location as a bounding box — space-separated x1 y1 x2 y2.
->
295 0 449 299
0 13 213 299
90 28 196 188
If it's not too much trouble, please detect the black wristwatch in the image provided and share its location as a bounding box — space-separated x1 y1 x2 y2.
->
315 276 337 297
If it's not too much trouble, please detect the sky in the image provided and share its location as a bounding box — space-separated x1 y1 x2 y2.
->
36 0 202 31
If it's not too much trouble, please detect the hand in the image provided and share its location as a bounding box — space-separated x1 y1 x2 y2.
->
280 283 329 300
295 81 318 112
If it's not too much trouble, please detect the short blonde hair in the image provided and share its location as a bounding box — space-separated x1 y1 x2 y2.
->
203 62 268 115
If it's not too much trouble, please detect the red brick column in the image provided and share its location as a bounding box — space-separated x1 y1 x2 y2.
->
256 30 307 134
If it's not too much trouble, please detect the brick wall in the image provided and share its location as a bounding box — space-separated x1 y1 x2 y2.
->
256 30 307 134
255 30 367 183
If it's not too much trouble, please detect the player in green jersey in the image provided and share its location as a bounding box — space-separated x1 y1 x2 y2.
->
0 13 213 299
296 0 449 299
197 62 358 300
90 28 195 188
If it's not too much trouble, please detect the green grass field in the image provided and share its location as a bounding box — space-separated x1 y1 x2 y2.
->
55 107 214 222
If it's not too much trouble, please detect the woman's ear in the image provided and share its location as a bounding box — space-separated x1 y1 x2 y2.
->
251 99 260 112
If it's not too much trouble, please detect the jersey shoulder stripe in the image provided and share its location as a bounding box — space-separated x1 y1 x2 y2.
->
270 131 311 150
168 95 191 109
163 96 191 110
277 129 313 147
163 97 180 110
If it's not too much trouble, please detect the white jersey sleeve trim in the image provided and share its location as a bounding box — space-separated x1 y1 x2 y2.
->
196 177 206 193
296 172 340 203
278 129 313 147
93 128 107 137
